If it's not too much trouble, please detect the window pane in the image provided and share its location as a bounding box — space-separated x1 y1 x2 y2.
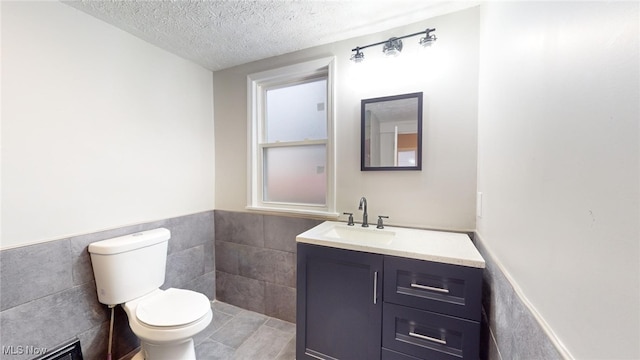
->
263 145 326 205
265 79 327 142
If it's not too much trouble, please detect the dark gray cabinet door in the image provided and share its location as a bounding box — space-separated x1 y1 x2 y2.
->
297 243 383 360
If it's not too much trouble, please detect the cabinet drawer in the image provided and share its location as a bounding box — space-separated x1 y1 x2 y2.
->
384 255 482 321
383 303 480 360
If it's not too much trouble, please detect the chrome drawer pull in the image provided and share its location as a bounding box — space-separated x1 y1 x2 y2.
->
409 331 447 345
373 271 378 304
410 283 450 293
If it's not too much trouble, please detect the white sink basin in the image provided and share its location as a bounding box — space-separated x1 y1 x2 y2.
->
296 221 486 268
321 224 395 244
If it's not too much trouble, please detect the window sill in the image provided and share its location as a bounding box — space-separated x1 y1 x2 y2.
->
245 205 340 219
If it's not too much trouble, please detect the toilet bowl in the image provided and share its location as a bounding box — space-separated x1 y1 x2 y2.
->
123 288 213 360
88 228 213 360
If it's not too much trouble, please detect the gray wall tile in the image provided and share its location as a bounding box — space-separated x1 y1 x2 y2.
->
166 211 215 254
0 239 73 311
204 237 215 274
264 215 322 253
480 308 501 360
185 271 216 299
272 252 296 288
234 245 259 278
0 282 107 360
214 212 318 322
475 234 563 360
164 245 205 289
216 271 265 314
265 283 296 323
215 241 240 275
215 210 264 247
71 235 99 286
77 321 109 360
237 247 295 287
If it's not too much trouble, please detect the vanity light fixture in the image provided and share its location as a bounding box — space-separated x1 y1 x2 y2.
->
382 37 403 57
350 47 365 63
419 29 437 47
350 28 436 63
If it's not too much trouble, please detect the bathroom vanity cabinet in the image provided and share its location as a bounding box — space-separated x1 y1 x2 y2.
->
296 222 484 360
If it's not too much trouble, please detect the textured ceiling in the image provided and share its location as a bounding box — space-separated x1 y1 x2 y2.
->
63 0 477 71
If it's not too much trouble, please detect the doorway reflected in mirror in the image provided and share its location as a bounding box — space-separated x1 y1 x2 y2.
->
361 92 422 171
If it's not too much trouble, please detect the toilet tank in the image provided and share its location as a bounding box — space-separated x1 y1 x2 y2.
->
88 228 170 306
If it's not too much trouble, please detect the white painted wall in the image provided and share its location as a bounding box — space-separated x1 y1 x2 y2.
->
476 2 639 358
8 2 636 356
214 7 479 231
1 2 215 249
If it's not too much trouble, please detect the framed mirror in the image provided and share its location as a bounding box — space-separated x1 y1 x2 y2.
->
361 92 423 171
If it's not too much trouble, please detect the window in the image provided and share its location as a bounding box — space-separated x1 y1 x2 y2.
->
247 57 336 216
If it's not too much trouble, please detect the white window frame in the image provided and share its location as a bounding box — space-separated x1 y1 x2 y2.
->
247 57 337 217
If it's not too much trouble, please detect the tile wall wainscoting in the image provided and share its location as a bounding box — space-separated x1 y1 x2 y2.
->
213 212 566 359
214 210 323 323
0 211 215 360
474 234 565 360
0 208 565 360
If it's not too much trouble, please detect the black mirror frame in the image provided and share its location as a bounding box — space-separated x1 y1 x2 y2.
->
361 92 423 171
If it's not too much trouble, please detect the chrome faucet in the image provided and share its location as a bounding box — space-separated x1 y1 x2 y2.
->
358 197 369 227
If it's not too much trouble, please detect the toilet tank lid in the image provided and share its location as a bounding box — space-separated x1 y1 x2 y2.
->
88 228 170 255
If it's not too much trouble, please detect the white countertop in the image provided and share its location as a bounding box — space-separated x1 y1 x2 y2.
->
296 221 485 268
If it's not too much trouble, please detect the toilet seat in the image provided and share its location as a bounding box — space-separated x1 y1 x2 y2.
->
136 288 210 328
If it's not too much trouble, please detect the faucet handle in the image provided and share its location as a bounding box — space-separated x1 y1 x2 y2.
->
343 212 355 226
376 215 389 229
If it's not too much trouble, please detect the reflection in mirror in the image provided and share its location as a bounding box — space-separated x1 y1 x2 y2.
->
361 92 423 171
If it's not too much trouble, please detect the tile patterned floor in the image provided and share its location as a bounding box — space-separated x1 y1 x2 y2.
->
193 301 296 360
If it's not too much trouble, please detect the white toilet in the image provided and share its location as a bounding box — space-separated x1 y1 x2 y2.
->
88 228 212 360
